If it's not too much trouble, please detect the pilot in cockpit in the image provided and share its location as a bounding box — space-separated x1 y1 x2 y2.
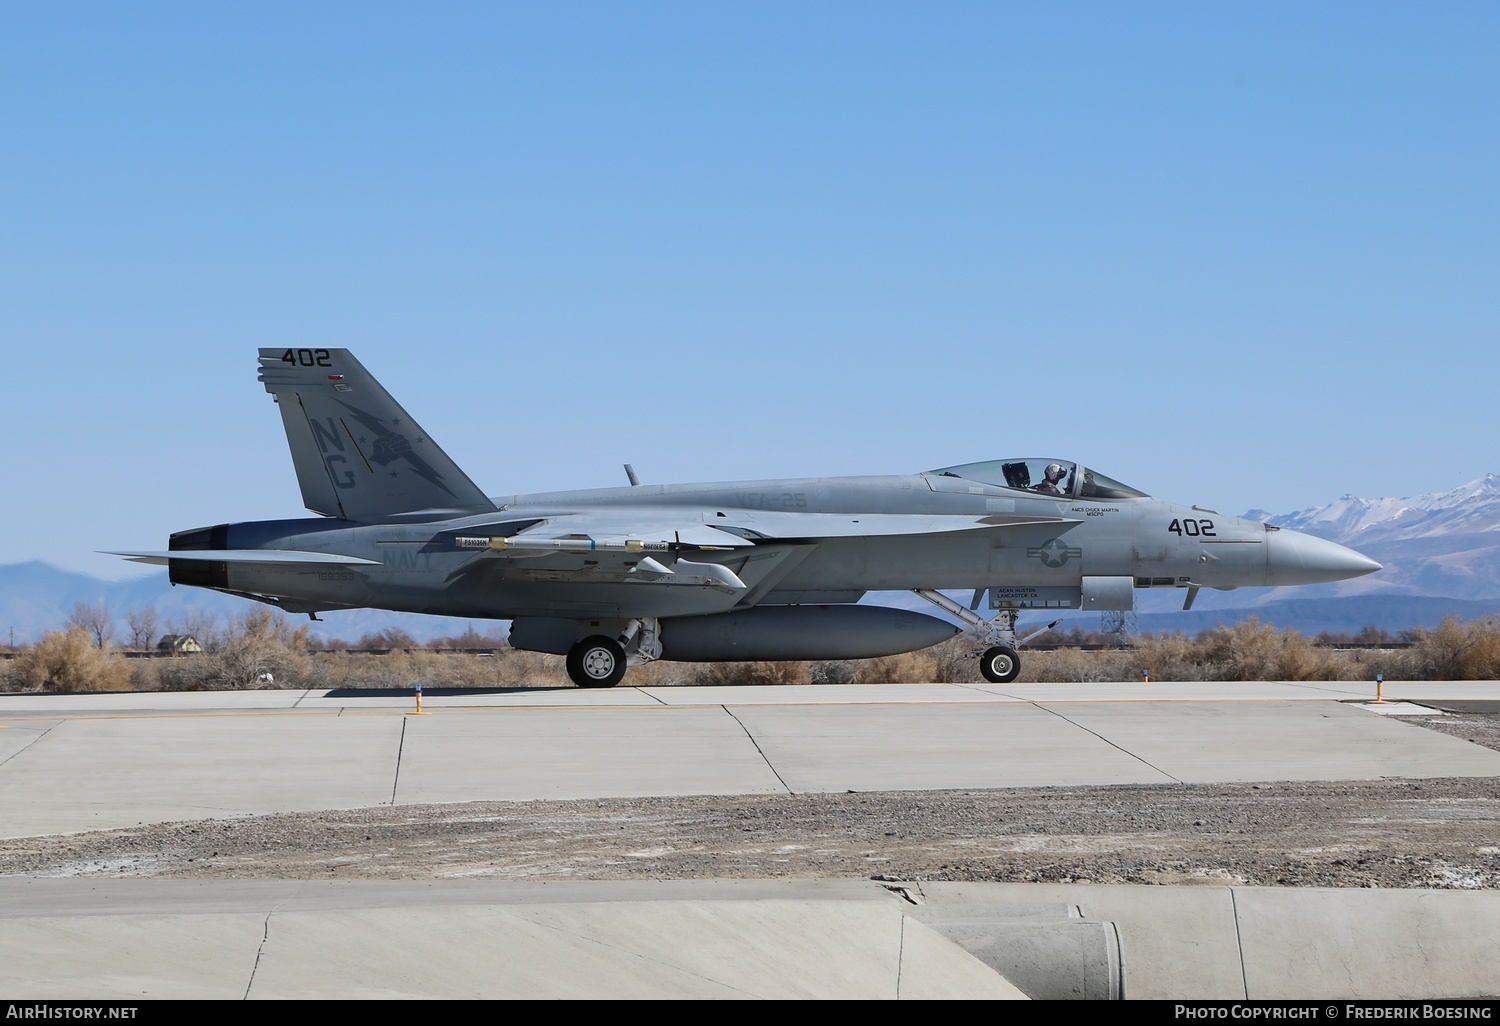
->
1035 463 1068 495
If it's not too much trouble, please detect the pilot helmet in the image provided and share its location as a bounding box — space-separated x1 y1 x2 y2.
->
1045 463 1066 481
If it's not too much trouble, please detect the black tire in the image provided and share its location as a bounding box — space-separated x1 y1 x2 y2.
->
566 635 627 688
979 645 1020 684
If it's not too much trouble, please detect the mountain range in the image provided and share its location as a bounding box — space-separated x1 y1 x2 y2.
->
1127 474 1500 634
0 561 496 648
3 476 1498 645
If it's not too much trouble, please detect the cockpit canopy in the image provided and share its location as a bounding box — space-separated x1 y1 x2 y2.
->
927 459 1149 500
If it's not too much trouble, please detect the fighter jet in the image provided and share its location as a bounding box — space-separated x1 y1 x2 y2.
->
115 349 1381 687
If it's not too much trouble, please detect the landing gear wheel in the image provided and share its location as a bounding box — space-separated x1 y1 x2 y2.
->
979 645 1020 684
566 635 627 688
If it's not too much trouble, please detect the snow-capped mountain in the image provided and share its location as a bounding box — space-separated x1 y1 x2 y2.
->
1245 474 1500 547
1128 474 1500 624
1113 476 1500 631
1237 475 1500 604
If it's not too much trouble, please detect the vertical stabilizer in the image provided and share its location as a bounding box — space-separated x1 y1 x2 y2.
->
257 348 495 520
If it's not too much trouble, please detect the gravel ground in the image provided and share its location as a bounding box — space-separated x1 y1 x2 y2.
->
2 712 1497 889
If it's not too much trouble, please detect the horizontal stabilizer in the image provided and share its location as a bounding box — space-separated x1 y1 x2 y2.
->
106 550 383 567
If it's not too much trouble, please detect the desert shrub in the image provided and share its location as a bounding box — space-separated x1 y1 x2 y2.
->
1023 647 1116 682
1403 616 1500 680
296 650 356 688
1193 618 1351 681
434 652 509 688
352 649 430 689
997 625 1368 683
1131 633 1209 681
290 649 571 689
809 660 860 684
1337 646 1410 682
692 660 812 686
132 653 206 691
87 614 1498 693
413 650 564 688
138 609 314 691
804 650 941 684
931 635 983 683
12 627 133 693
126 658 168 692
489 650 570 687
353 627 419 651
425 626 508 649
858 649 940 684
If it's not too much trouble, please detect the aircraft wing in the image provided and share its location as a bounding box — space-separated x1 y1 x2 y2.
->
448 509 1069 554
105 550 384 567
711 511 1078 539
442 510 1077 595
444 515 756 591
448 514 756 552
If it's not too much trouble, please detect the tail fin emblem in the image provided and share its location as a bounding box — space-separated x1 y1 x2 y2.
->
334 399 455 498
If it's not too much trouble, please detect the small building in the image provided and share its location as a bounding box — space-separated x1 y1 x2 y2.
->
156 635 203 655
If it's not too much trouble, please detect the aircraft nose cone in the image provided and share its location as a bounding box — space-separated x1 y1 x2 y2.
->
1265 529 1382 586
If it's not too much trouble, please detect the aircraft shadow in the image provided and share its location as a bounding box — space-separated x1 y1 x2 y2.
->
318 686 577 699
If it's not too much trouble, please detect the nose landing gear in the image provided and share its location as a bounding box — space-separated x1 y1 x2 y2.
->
912 589 1061 684
978 644 1021 684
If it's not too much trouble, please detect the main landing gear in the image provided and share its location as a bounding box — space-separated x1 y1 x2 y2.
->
912 589 1061 684
564 618 662 689
565 636 627 688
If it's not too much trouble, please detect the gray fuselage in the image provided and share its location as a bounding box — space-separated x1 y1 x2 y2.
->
171 471 1351 622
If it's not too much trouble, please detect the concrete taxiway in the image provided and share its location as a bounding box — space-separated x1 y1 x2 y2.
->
2 680 1497 837
1 679 1497 999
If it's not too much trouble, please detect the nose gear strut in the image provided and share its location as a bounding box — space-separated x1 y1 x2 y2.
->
912 589 1062 684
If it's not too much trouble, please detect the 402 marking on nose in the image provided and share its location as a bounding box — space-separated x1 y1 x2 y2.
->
1167 518 1217 537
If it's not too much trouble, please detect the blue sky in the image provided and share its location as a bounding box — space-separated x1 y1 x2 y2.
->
3 2 1496 578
